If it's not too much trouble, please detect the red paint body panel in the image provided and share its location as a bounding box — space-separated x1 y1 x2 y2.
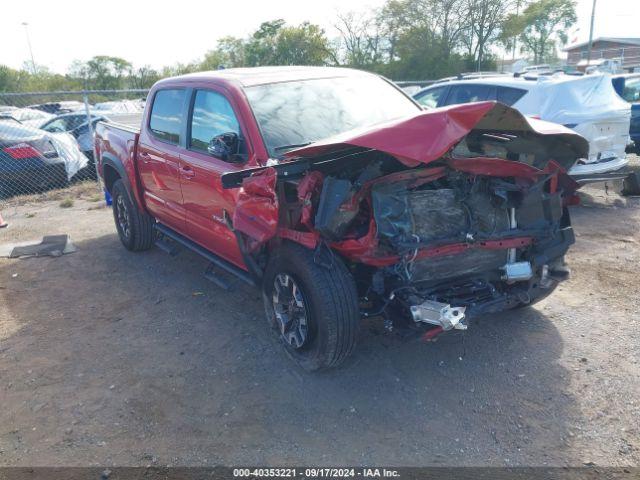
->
232 167 279 245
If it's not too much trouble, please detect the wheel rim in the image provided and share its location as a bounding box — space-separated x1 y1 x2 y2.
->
272 274 309 349
115 194 131 240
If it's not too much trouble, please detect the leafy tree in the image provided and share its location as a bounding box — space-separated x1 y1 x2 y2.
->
244 20 334 66
70 56 132 90
461 0 511 70
130 66 160 89
334 11 384 67
245 20 286 66
502 0 576 63
201 36 246 70
0 65 19 92
274 23 335 65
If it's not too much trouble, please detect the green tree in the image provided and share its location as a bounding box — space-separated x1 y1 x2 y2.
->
503 0 576 63
245 19 286 66
0 65 20 92
70 56 132 89
274 22 335 65
130 65 160 89
461 0 511 70
244 20 334 66
334 11 384 67
201 36 246 70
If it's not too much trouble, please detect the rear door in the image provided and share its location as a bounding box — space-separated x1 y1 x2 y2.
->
179 88 250 268
137 88 188 233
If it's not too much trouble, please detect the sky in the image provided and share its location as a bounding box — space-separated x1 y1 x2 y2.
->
1 0 638 73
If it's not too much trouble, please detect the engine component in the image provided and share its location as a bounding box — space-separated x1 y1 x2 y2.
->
410 299 467 330
501 261 533 282
314 177 357 240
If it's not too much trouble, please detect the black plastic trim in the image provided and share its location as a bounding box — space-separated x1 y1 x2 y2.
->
154 223 256 287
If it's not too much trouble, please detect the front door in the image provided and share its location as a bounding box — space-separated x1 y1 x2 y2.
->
179 88 250 269
137 88 188 233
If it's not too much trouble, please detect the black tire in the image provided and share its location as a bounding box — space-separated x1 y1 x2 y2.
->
263 242 360 371
111 179 155 251
621 170 640 196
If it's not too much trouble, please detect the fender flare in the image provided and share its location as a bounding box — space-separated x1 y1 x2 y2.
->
101 153 130 192
100 153 147 213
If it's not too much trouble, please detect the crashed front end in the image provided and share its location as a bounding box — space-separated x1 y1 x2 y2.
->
226 102 588 334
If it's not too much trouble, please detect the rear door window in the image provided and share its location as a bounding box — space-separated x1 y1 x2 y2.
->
149 89 186 144
414 86 447 108
496 86 528 106
444 84 494 106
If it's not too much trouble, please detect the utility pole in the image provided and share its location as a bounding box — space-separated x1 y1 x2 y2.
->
586 0 597 67
21 22 36 74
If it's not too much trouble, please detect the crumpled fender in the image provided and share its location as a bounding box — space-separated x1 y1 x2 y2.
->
297 170 324 229
286 101 589 167
232 167 279 243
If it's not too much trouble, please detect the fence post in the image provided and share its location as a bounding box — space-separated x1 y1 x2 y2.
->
82 91 102 187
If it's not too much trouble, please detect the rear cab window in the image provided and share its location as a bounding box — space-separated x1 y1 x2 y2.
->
149 89 186 144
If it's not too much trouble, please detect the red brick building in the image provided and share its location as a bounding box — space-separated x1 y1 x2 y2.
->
564 37 640 71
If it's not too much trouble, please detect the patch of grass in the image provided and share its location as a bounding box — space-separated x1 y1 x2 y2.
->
88 193 103 202
25 212 37 218
59 198 74 209
1 181 102 208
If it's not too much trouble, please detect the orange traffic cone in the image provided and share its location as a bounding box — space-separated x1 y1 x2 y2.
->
0 212 7 229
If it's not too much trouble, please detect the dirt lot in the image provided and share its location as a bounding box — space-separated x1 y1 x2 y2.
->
0 172 639 467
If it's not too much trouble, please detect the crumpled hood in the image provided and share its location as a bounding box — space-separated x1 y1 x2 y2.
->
286 101 589 167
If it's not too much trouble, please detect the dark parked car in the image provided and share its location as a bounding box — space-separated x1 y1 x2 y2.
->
0 118 68 197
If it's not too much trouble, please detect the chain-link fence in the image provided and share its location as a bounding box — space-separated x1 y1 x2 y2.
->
0 89 147 213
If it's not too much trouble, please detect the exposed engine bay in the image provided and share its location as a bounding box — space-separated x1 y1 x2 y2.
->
224 102 587 334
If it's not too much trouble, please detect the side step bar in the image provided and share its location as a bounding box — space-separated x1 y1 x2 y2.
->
154 223 256 287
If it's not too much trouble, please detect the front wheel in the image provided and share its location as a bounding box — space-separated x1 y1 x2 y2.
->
111 179 155 251
263 242 360 371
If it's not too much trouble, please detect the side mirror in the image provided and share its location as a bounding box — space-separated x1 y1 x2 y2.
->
207 132 245 162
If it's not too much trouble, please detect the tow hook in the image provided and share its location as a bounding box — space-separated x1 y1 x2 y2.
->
410 300 467 331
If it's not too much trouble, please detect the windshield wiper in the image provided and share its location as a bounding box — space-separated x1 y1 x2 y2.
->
273 142 312 152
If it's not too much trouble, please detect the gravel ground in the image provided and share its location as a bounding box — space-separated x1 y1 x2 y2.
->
0 169 638 467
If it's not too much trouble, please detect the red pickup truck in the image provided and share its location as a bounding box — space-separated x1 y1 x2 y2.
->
96 66 587 370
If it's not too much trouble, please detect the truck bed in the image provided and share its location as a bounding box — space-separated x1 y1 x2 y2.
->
103 112 143 132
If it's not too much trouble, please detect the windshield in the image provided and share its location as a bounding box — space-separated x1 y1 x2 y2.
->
244 75 420 157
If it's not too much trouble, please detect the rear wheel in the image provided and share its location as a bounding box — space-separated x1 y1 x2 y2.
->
263 242 360 371
621 169 640 196
111 179 155 251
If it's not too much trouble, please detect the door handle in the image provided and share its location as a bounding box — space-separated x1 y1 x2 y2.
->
139 151 151 162
180 165 196 179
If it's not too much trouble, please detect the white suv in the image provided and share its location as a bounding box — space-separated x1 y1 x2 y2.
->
414 74 631 176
